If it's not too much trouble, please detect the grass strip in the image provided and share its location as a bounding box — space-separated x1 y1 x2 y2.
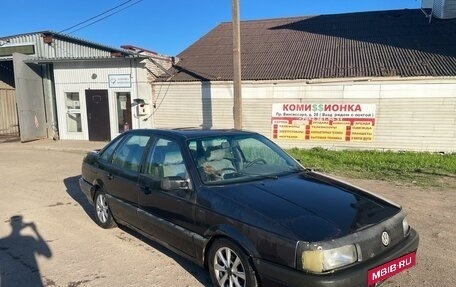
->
287 147 456 187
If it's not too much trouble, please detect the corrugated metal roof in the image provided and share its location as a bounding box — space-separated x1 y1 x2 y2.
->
158 9 456 82
0 30 133 60
0 30 128 53
23 56 146 64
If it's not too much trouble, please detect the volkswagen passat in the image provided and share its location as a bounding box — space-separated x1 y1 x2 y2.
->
79 129 419 287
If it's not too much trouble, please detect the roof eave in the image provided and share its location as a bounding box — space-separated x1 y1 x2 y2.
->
23 55 146 64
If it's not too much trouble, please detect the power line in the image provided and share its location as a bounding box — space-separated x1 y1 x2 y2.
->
58 0 133 33
67 0 143 34
58 0 142 34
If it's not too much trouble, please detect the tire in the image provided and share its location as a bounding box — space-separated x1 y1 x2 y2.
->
208 238 258 287
94 191 117 229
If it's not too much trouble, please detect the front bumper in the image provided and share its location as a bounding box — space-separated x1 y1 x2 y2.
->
254 228 419 287
78 177 95 205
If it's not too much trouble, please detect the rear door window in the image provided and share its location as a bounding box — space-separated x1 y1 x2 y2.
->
99 135 123 162
111 135 150 172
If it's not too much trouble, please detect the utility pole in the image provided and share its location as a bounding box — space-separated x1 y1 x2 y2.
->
232 0 242 130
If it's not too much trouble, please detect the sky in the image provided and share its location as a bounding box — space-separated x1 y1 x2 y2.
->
1 0 421 56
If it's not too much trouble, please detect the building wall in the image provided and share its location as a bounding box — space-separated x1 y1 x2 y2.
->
54 58 153 140
151 78 456 152
144 55 173 83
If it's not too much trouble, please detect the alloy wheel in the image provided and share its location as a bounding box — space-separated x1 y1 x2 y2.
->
95 194 109 224
213 246 246 287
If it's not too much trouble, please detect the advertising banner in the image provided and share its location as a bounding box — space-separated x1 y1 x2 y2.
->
271 103 376 142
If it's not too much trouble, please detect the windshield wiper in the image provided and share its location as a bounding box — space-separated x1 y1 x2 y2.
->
238 171 279 180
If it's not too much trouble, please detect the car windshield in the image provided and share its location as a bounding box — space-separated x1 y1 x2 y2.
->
187 134 303 185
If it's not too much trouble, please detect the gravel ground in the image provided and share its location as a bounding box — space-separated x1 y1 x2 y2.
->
0 141 454 287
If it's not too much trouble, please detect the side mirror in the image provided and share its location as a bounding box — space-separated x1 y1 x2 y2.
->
161 177 190 191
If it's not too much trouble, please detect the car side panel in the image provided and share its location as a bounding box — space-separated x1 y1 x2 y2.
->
98 162 141 229
194 190 298 268
79 176 95 205
206 215 296 268
137 174 197 258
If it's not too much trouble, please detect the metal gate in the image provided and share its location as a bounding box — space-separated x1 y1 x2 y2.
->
0 87 19 137
13 53 47 142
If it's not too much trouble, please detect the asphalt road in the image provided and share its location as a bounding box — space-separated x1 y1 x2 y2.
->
0 140 454 287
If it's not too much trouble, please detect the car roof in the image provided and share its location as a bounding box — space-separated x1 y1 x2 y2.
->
127 128 257 140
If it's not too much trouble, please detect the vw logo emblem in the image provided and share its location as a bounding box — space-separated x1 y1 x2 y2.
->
381 231 390 247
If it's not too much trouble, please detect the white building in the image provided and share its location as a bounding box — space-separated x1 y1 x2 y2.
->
151 9 456 152
52 58 153 141
0 31 170 141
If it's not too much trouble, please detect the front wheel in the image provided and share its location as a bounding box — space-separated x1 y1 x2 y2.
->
208 239 258 287
94 191 116 229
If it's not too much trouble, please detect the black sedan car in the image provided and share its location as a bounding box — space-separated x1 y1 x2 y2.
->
79 129 419 287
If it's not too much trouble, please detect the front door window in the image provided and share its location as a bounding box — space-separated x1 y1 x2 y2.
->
144 138 188 182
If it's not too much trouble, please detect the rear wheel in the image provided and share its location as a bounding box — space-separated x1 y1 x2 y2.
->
208 239 258 287
94 191 116 229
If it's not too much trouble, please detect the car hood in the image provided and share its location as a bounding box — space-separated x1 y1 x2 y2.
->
208 171 400 242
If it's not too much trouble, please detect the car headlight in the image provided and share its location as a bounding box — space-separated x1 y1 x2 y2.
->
403 217 410 237
301 244 358 273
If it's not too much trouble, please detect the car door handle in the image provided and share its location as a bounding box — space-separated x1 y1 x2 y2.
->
107 173 114 180
139 185 151 195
